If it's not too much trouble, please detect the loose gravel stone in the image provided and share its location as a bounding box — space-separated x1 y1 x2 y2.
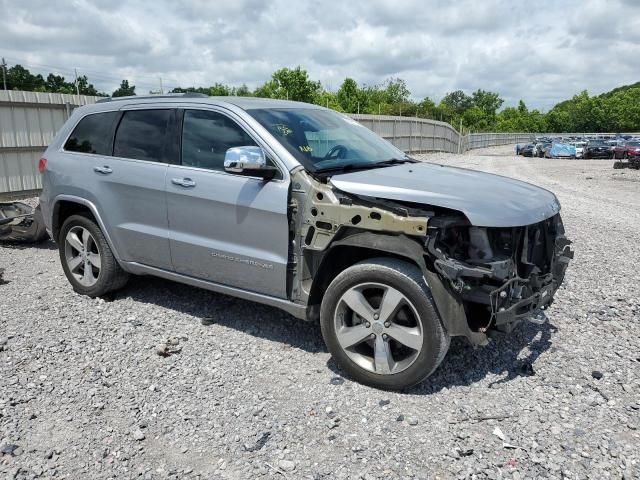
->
277 459 296 472
1 146 639 479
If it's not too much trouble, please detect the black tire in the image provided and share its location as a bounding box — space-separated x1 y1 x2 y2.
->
320 257 450 390
58 213 129 297
613 161 624 169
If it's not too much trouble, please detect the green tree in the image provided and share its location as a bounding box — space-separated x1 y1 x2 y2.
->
112 80 136 97
76 75 101 96
208 83 231 96
471 89 504 117
439 90 473 117
417 97 437 118
5 64 45 91
232 84 252 96
45 73 77 94
254 66 321 103
382 77 410 104
337 78 360 113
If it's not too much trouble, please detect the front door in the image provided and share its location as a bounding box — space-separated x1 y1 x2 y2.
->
166 108 289 298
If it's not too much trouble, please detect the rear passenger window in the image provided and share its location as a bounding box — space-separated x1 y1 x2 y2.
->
113 109 171 162
64 111 118 155
181 110 257 171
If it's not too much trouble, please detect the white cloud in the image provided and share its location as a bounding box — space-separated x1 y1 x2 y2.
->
0 0 638 109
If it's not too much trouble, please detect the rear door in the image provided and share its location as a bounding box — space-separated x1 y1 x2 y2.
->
166 108 290 298
61 107 174 269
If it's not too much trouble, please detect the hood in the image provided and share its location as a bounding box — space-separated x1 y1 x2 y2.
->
330 162 561 227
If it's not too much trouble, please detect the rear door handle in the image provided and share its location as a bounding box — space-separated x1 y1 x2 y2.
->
93 166 113 174
171 177 196 188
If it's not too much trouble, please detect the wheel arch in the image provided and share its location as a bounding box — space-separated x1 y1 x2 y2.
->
305 231 486 344
52 195 122 262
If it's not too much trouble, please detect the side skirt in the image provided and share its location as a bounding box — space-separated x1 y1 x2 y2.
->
121 261 308 320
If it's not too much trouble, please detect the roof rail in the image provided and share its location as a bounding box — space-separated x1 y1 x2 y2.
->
96 93 208 103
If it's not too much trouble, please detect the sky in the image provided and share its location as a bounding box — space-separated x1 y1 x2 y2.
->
1 0 639 110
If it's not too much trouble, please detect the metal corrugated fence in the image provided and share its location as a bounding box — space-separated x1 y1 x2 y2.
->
0 91 99 197
0 91 631 197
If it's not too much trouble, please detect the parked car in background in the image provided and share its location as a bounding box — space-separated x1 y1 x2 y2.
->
535 142 551 157
583 140 614 159
613 140 640 159
37 94 573 390
548 143 577 159
541 143 554 158
571 142 586 158
521 144 536 157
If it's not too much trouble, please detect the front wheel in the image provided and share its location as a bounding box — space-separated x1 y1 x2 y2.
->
320 258 450 390
59 214 129 297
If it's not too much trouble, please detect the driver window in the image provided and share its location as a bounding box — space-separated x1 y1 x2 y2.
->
181 110 256 171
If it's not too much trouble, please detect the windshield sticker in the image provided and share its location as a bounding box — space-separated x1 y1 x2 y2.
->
274 124 293 136
298 145 313 153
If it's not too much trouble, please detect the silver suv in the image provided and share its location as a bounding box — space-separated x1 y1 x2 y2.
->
39 94 573 390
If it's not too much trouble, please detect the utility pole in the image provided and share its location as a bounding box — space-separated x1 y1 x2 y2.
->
357 101 360 115
74 68 80 95
1 57 7 90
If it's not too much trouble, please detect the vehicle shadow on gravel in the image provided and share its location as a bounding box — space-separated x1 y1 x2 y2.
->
121 276 328 354
0 238 57 250
325 319 557 394
120 276 556 392
403 320 557 395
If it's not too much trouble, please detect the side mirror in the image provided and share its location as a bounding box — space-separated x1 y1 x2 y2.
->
224 146 278 180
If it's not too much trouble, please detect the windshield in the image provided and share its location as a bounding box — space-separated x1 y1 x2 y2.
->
626 141 640 146
247 108 407 172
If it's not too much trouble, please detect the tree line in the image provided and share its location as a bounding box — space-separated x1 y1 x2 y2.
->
3 63 638 133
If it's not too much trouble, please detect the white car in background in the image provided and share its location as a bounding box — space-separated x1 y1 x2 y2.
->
571 142 586 159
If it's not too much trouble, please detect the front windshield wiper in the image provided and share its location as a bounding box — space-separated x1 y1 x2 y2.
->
314 163 379 174
315 157 416 175
374 157 416 166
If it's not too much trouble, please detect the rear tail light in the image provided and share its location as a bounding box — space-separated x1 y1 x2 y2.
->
38 158 47 174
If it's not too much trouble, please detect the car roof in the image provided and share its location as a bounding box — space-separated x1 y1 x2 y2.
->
91 94 321 112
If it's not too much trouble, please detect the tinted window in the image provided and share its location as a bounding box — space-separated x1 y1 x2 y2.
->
181 110 257 171
113 109 171 162
64 111 118 155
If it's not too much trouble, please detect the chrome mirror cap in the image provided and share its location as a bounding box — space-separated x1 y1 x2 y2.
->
224 146 266 173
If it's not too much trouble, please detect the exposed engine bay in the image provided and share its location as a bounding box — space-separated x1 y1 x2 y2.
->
287 167 573 345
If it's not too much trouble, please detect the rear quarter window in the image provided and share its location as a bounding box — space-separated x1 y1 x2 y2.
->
64 111 119 155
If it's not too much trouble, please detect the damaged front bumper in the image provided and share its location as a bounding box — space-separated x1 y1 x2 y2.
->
426 215 574 342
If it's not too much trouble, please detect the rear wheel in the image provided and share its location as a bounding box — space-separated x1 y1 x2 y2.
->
320 258 449 390
59 214 128 297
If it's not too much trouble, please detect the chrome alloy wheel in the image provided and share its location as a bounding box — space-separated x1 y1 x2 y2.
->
64 226 101 287
333 282 423 375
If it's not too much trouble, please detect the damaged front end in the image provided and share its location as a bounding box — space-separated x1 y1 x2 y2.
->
425 214 573 339
288 167 573 346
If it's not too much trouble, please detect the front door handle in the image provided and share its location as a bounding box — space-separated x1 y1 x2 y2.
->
93 166 113 174
171 177 196 188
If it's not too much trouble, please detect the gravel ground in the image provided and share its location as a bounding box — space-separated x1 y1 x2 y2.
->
1 145 639 479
